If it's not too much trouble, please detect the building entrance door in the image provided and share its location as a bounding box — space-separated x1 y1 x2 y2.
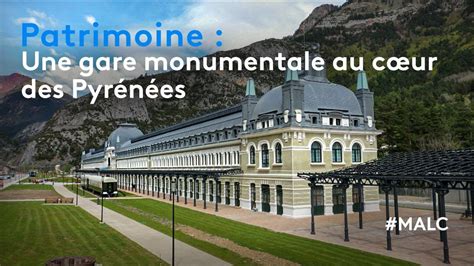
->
332 185 344 214
352 184 364 212
261 185 270 212
276 185 283 215
250 183 256 210
312 186 325 215
234 182 240 206
225 182 230 205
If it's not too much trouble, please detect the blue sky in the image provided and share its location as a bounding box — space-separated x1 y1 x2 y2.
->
0 0 344 93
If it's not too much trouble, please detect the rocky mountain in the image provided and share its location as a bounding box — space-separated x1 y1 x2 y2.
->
0 73 30 99
6 0 474 168
0 75 72 167
0 75 72 139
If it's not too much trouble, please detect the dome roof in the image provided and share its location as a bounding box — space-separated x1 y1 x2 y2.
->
107 123 143 148
251 76 362 120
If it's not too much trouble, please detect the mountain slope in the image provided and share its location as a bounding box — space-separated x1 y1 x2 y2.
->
30 39 305 166
15 0 474 167
0 73 30 99
0 75 73 139
291 0 473 151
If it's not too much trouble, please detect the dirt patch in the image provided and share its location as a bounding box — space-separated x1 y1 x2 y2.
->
178 225 299 266
111 201 298 265
0 190 62 200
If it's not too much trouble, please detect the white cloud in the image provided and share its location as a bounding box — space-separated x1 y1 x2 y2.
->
15 17 44 28
27 9 47 19
85 15 96 25
40 1 345 95
15 9 57 29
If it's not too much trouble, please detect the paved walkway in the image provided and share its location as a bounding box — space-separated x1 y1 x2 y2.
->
126 189 474 265
54 184 229 266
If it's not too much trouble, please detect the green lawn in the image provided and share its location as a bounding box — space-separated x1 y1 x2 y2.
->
105 199 414 266
2 184 54 191
64 184 96 198
0 202 166 265
104 199 255 265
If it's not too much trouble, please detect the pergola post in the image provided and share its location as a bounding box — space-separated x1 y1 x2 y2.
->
381 184 392 251
163 176 166 199
138 175 141 193
394 186 400 235
152 176 155 197
341 182 349 242
436 186 450 264
176 176 179 203
193 177 197 207
169 176 172 201
184 176 188 204
309 181 315 235
432 187 438 220
471 182 474 224
157 176 160 198
358 183 363 229
465 189 470 219
438 192 442 241
147 175 150 195
214 176 219 212
203 177 207 209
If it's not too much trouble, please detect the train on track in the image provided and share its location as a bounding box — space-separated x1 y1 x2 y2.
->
80 174 118 196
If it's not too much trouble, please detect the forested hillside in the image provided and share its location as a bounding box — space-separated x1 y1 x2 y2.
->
5 0 473 168
292 0 473 151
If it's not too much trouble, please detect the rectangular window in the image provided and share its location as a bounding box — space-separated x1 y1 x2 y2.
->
312 116 318 124
336 119 341 126
354 119 359 127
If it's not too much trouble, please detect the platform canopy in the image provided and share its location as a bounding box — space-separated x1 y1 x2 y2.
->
298 150 474 190
77 167 242 178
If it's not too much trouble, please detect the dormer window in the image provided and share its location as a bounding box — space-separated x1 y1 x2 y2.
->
354 119 359 127
312 117 318 124
336 119 341 126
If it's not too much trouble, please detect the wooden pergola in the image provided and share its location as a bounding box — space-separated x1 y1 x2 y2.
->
298 150 474 264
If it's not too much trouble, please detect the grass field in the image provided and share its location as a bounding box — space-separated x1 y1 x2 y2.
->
64 185 96 198
2 184 54 191
0 202 165 265
105 199 413 265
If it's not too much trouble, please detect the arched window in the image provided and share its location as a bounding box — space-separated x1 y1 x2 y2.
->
311 142 322 163
275 143 282 164
261 144 269 167
249 146 256 165
352 143 361 163
332 142 343 163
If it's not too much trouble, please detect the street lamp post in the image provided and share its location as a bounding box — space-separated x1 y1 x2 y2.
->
75 172 79 206
100 176 105 224
171 179 177 266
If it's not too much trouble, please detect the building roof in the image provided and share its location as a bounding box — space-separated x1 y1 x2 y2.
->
116 105 242 151
251 76 362 120
107 123 143 148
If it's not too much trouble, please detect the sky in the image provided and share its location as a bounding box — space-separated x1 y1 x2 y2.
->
0 0 345 94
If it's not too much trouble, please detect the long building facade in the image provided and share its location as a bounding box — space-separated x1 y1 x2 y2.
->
81 60 381 217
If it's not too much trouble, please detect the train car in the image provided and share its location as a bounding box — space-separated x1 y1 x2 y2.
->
81 175 118 196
